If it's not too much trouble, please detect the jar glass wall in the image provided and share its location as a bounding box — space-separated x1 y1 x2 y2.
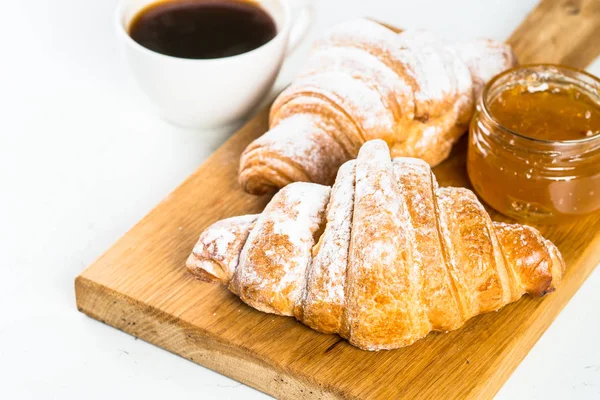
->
467 65 600 224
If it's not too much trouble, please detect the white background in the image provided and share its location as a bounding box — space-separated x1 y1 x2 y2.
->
1 0 599 398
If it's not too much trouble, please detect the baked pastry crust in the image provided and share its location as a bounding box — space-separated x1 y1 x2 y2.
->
239 18 516 194
190 140 565 351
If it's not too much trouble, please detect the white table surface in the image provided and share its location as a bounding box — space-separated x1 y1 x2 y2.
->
1 0 599 398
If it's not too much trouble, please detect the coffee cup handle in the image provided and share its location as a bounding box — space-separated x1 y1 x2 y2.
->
285 0 315 55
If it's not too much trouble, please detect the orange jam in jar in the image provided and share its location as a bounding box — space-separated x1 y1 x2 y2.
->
468 65 600 223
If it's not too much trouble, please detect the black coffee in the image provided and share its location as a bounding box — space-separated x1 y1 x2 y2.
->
129 0 277 59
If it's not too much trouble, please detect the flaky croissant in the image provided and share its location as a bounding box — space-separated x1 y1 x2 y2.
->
239 18 516 194
188 140 565 351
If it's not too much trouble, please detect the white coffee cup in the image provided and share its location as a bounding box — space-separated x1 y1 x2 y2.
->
116 0 313 129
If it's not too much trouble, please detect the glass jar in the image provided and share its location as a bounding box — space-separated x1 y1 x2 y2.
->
468 65 600 224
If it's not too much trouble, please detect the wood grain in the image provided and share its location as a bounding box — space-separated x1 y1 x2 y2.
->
76 1 600 399
508 0 600 66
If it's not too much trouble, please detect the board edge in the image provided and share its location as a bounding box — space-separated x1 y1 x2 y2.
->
74 274 344 400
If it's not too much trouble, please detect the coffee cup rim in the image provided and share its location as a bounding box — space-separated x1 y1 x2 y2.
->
115 0 291 63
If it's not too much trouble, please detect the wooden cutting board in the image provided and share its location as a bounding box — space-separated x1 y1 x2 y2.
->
75 1 600 399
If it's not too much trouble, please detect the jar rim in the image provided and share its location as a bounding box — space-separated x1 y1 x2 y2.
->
480 63 600 147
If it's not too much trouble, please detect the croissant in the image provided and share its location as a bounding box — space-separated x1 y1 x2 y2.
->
238 18 516 194
188 140 565 351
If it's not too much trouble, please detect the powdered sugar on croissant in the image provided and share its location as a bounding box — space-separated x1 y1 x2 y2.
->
189 140 565 351
239 18 516 195
186 215 258 283
229 182 330 316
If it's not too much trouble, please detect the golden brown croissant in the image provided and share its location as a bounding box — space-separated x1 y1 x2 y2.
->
189 140 564 351
238 18 516 194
